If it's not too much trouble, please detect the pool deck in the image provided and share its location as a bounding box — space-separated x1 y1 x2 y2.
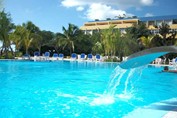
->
125 98 177 118
163 110 177 118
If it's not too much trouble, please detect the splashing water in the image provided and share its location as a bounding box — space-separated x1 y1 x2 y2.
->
123 68 136 95
90 94 115 106
91 65 145 106
105 66 127 95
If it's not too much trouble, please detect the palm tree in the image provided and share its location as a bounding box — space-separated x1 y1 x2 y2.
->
37 30 55 54
158 23 177 46
21 22 41 55
74 33 93 54
128 22 150 40
23 29 34 54
159 23 170 38
0 10 14 58
92 42 103 55
9 25 34 55
23 21 40 33
9 25 23 56
140 35 154 49
62 23 80 54
31 33 42 53
50 33 67 53
118 30 139 61
101 25 121 56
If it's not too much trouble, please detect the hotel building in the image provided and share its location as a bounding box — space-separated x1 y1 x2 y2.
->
80 15 177 35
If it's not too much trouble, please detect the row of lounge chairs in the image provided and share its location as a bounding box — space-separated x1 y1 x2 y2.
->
33 51 64 61
153 57 177 65
32 51 101 61
70 53 101 61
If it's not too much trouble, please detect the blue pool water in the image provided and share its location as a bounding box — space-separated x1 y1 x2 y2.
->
0 60 177 117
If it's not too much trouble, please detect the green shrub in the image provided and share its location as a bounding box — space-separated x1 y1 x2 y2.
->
0 52 14 59
15 52 23 57
104 57 120 62
0 56 5 59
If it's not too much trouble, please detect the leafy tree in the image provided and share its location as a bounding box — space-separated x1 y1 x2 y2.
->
74 33 93 54
31 33 42 53
90 31 102 54
157 23 177 46
21 22 45 55
128 22 150 39
49 33 67 54
92 42 103 55
23 21 40 33
90 31 101 45
101 25 121 56
150 35 164 47
158 22 170 45
0 10 14 58
40 30 54 44
159 23 170 39
22 29 33 54
140 35 154 49
169 30 177 45
118 31 139 61
35 30 54 55
9 25 25 56
61 23 80 54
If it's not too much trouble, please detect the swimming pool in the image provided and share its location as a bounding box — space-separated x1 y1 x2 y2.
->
0 60 177 117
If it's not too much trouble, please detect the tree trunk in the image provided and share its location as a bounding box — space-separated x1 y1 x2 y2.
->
9 46 14 58
26 47 28 55
4 47 8 59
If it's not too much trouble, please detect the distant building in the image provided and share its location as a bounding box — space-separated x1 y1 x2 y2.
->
80 15 177 35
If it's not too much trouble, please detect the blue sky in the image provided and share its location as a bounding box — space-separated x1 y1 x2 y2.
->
3 0 177 33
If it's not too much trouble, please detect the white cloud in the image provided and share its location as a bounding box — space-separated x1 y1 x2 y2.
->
61 0 154 8
141 0 154 6
86 3 129 20
145 13 153 17
61 0 87 7
60 0 154 20
76 6 84 11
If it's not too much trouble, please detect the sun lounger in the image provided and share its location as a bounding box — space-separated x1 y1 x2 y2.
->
80 53 86 60
87 54 93 61
52 53 58 61
44 52 50 60
22 54 30 60
33 51 40 61
71 53 77 60
34 51 40 56
95 54 101 61
59 53 64 60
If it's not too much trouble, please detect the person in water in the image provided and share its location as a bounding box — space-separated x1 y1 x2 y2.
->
163 66 169 71
163 66 177 73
